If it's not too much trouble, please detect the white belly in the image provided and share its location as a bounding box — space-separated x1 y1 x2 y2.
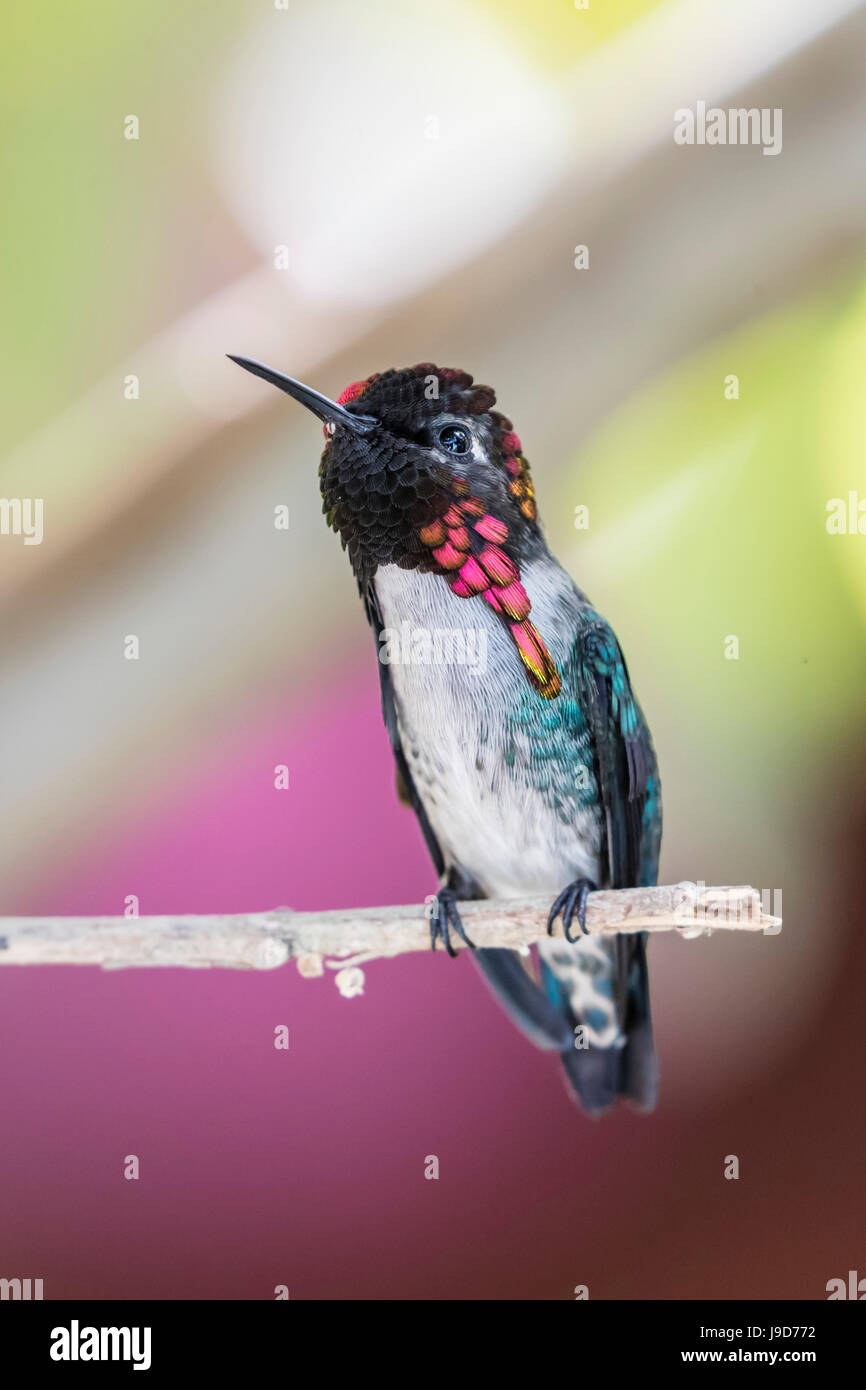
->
374 562 601 898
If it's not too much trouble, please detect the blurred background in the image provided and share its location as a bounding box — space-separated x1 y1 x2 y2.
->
1 0 865 1300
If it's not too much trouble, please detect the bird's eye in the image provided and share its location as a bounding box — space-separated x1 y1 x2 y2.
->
438 424 471 455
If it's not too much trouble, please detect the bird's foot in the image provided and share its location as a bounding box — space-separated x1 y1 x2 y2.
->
428 888 475 958
547 877 597 944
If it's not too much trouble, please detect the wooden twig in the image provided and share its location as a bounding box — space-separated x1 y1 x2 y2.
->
0 882 780 995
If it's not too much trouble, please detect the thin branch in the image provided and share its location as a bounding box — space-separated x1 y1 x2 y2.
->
0 883 781 994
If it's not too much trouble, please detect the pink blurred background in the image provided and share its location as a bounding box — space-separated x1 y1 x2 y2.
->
1 669 864 1299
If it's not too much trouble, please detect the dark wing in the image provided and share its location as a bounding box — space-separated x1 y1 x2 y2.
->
554 615 661 1108
573 618 661 891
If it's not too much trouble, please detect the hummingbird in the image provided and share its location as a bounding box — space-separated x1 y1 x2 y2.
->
229 356 661 1113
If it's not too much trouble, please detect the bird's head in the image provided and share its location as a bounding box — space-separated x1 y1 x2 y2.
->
228 358 540 584
229 356 559 697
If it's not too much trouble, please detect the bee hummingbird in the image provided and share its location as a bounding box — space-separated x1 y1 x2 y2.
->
230 356 661 1113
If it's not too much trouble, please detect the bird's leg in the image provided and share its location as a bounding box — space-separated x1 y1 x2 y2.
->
547 877 597 943
428 887 476 957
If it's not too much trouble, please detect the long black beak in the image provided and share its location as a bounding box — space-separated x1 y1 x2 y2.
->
227 355 377 434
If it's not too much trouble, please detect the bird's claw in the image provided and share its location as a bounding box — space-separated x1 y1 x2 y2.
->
547 877 596 943
428 888 475 957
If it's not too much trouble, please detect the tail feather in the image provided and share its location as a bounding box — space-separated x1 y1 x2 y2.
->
473 947 574 1052
471 932 657 1116
617 934 658 1111
541 932 657 1114
559 1041 622 1115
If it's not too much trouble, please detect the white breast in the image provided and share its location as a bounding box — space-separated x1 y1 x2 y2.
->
373 561 601 898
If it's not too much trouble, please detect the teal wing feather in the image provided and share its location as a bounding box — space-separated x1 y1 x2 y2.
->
570 611 661 890
539 609 661 1111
